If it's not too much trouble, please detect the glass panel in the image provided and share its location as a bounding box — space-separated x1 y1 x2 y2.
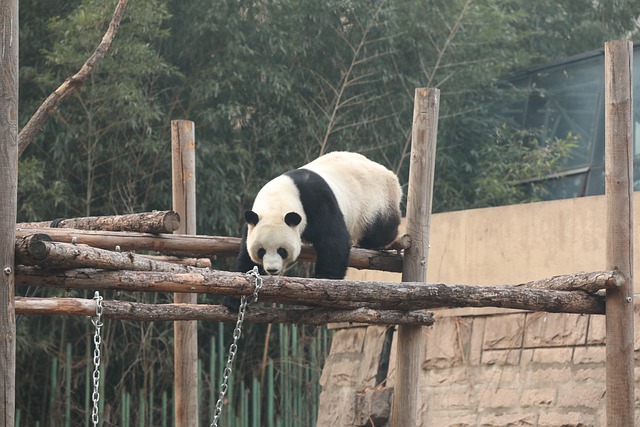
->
587 50 640 197
539 172 588 200
502 46 640 201
524 56 603 169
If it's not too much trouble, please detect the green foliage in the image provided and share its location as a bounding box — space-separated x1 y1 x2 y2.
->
18 0 640 222
470 126 578 207
19 0 178 220
14 0 639 425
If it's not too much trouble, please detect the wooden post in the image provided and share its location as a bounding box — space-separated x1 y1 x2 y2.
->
391 88 439 426
604 40 635 427
172 120 199 426
0 1 18 425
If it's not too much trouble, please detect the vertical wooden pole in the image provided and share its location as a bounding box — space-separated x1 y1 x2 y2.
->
604 40 635 427
172 120 199 427
0 1 18 426
391 88 439 427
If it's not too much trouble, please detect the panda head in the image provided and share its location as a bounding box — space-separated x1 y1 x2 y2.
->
244 209 303 275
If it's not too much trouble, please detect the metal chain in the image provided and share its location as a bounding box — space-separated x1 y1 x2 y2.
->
91 291 104 427
210 267 264 427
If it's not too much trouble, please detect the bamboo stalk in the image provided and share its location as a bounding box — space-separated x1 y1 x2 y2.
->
17 211 180 234
209 336 216 420
15 267 607 314
85 336 91 427
64 343 71 427
267 362 274 427
138 389 145 427
161 391 167 427
49 358 58 424
15 228 403 272
252 376 260 427
120 392 128 427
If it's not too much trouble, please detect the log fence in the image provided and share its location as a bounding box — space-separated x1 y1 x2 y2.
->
1 41 635 427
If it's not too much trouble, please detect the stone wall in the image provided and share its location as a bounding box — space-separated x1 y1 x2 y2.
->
316 195 640 426
318 309 640 427
411 309 639 426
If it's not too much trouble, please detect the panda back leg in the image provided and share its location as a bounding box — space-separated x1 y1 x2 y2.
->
357 211 401 249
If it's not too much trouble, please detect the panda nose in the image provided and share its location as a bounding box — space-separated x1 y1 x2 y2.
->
266 268 279 275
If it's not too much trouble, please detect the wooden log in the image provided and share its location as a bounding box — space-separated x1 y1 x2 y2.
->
15 237 210 273
516 270 624 293
14 228 404 272
14 233 52 267
139 255 211 268
15 267 607 314
14 297 435 326
392 88 438 427
0 1 19 424
171 120 198 427
604 40 635 427
17 211 180 234
15 227 241 257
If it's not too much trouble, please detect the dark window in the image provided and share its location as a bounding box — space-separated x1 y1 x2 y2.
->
504 44 640 200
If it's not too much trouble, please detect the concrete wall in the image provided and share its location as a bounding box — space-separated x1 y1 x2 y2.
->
316 194 640 427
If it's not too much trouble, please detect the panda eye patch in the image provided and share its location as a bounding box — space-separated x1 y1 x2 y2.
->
277 248 288 259
257 248 266 259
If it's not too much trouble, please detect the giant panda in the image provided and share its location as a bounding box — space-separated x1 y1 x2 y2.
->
226 151 402 309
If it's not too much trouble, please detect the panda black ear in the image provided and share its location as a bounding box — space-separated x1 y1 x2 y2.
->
284 212 302 227
244 210 260 226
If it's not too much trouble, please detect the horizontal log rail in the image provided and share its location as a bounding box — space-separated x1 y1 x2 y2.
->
15 228 403 272
516 270 624 293
15 297 435 325
17 211 180 234
16 234 211 273
16 267 611 314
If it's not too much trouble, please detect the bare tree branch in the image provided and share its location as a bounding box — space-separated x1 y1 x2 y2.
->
425 0 474 88
18 0 129 157
319 2 385 155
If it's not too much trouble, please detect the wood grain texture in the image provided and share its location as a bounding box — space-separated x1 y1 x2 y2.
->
392 88 439 427
15 266 607 314
171 120 199 427
15 228 404 272
604 40 635 427
15 297 435 326
0 1 18 424
17 210 180 233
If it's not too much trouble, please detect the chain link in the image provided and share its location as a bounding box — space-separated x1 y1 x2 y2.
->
210 267 263 427
91 291 103 427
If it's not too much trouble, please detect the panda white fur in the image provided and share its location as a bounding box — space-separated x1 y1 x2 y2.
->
234 151 402 280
